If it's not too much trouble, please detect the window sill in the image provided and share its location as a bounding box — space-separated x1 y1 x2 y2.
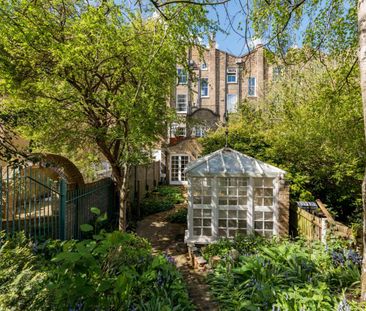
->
227 81 238 84
201 96 209 98
176 111 187 114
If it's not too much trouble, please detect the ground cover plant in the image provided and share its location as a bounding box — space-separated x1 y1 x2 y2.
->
167 207 188 224
203 235 364 310
141 186 185 217
0 230 192 311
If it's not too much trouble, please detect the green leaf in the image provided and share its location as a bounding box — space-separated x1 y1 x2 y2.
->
90 207 101 216
80 224 94 232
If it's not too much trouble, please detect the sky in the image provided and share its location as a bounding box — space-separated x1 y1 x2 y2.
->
207 0 254 56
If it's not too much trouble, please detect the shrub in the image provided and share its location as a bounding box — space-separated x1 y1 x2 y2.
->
206 236 362 310
167 208 187 223
141 186 185 217
0 232 193 311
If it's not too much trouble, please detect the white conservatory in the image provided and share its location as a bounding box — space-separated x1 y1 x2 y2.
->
184 148 289 244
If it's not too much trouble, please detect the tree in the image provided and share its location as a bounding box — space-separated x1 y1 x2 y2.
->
236 0 366 299
202 55 365 223
0 0 212 230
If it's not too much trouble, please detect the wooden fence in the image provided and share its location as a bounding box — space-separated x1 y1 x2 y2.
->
290 200 353 243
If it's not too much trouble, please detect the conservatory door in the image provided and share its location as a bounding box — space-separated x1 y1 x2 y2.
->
253 178 275 237
217 177 248 238
170 155 189 185
191 177 213 238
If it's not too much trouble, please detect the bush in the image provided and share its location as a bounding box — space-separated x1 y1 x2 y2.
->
0 232 193 311
167 208 187 223
206 236 362 310
141 186 185 217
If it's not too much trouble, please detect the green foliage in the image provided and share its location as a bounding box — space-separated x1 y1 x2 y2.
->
167 208 188 223
206 236 362 310
0 232 193 311
141 186 185 217
201 57 364 223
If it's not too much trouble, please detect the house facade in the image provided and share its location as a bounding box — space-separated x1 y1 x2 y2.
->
164 41 276 185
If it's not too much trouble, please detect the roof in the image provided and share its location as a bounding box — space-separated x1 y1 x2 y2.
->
184 148 286 177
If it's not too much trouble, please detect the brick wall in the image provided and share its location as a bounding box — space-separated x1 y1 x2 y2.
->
278 180 290 236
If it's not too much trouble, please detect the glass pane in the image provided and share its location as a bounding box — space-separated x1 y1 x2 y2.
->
193 228 201 236
228 219 237 227
264 188 273 196
228 199 237 205
255 197 263 206
193 218 201 226
193 189 202 196
219 199 227 205
219 220 226 227
203 196 211 204
193 209 201 217
238 220 247 228
255 211 263 220
264 212 273 220
265 222 273 230
264 178 273 187
219 210 227 218
238 179 248 187
264 198 273 206
218 178 227 186
203 219 211 226
255 221 263 229
238 189 247 196
229 229 237 237
203 189 211 196
203 210 211 217
254 178 262 186
219 189 227 196
255 188 264 196
238 229 246 235
238 197 247 205
228 210 236 218
203 228 212 236
193 197 202 204
228 188 237 196
238 210 246 219
218 229 227 237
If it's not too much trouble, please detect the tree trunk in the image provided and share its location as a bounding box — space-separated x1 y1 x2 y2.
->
358 0 366 300
112 163 130 232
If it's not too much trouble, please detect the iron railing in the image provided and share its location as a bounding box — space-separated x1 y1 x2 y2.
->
0 166 117 241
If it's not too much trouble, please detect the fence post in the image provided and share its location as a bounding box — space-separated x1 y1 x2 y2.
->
321 218 327 244
59 179 67 240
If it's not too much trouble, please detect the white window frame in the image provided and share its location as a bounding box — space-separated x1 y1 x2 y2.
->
170 123 186 137
193 126 206 138
177 68 187 85
227 94 238 113
176 94 188 113
227 67 238 83
186 176 280 244
201 63 208 70
170 154 189 185
200 78 209 97
248 77 256 97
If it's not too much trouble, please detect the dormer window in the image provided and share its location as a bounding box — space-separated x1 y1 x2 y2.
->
227 67 237 83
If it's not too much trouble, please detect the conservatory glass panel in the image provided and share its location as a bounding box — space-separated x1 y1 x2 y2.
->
218 177 248 238
192 208 212 237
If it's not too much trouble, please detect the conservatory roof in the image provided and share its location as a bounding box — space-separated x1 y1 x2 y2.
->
184 148 286 177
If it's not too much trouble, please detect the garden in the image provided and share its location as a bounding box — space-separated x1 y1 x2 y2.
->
202 235 365 310
0 208 192 311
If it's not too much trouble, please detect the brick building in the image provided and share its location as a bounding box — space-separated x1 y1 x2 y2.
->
163 41 276 185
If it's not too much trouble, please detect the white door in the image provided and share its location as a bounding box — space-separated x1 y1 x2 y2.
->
170 155 189 185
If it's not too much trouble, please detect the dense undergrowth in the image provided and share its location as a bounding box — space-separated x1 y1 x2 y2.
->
0 231 193 311
141 185 184 217
203 235 364 310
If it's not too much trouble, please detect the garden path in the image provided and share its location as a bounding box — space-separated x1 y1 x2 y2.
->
136 204 219 311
